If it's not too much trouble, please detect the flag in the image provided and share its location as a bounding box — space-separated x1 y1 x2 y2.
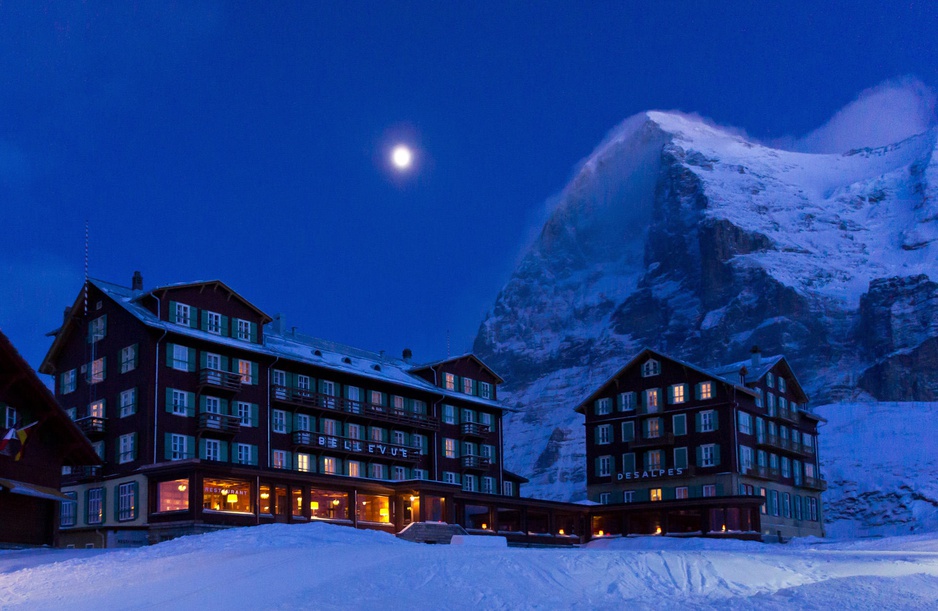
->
12 422 37 461
0 427 14 454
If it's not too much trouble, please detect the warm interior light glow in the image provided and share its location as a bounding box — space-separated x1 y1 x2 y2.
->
409 495 416 502
332 499 340 506
558 529 565 535
226 494 238 504
655 526 662 535
260 492 270 500
380 508 389 517
481 523 488 530
598 530 605 537
310 501 319 510
722 524 727 532
177 484 187 492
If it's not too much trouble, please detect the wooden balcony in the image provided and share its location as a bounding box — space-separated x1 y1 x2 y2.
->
461 455 492 470
199 368 243 393
75 416 106 438
801 476 828 491
626 433 675 449
777 407 799 423
197 413 241 437
460 422 491 439
292 431 422 463
63 465 101 483
270 386 440 430
746 465 780 480
636 404 663 416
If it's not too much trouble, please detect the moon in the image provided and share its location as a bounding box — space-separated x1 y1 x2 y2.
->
391 145 413 170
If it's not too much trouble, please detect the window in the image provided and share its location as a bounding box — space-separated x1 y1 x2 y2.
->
673 413 687 436
368 427 384 442
461 408 475 424
370 390 384 406
60 369 77 394
623 490 635 503
482 477 495 494
650 488 663 502
779 377 787 393
443 471 458 484
294 414 310 432
756 417 766 443
347 460 361 477
120 345 137 373
699 444 719 467
89 399 105 418
296 453 311 472
272 410 287 433
463 473 478 492
645 450 663 471
172 344 189 371
171 390 189 416
621 421 635 442
599 492 611 505
238 360 254 384
89 315 107 342
766 372 775 388
738 411 753 435
673 447 688 469
204 439 221 462
779 396 788 411
236 443 254 465
479 412 493 428
803 433 814 451
87 488 104 524
393 395 405 412
760 488 768 514
392 430 406 446
739 445 754 473
118 433 136 463
670 384 686 404
272 369 287 388
89 357 106 383
783 492 791 518
444 438 457 459
755 388 764 408
703 484 716 498
644 417 661 439
204 396 221 415
618 392 636 411
770 490 779 516
413 399 427 415
781 457 791 478
697 381 713 400
61 492 78 527
795 495 803 520
479 382 492 399
641 359 660 377
205 311 222 334
644 389 660 412
117 482 137 521
412 434 427 453
596 455 611 477
503 481 514 496
174 303 191 326
170 434 190 460
596 424 612 445
767 392 776 415
442 404 456 424
697 410 717 432
117 388 136 418
237 402 253 427
462 377 474 394
273 450 288 469
594 397 611 415
444 373 456 391
393 466 407 481
809 497 819 521
322 419 337 435
675 487 689 500
237 319 252 341
349 424 363 440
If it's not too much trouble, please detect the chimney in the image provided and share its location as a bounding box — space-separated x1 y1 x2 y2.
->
132 271 143 291
402 348 413 363
750 345 761 368
271 313 284 335
739 365 748 385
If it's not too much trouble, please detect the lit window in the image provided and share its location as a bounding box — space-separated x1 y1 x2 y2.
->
322 419 337 435
205 311 222 334
444 438 457 458
117 482 137 521
670 384 686 404
644 389 660 412
650 488 662 502
239 360 253 384
174 303 191 326
348 424 363 440
697 381 712 400
89 357 106 383
703 484 717 498
370 427 384 442
157 479 190 512
89 399 106 418
322 456 336 474
644 418 661 439
120 345 137 373
461 377 473 394
272 450 288 469
641 359 660 377
444 373 456 390
393 395 405 411
645 450 663 471
296 453 311 472
347 461 361 477
202 479 252 513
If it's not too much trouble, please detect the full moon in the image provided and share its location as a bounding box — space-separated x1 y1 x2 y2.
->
391 145 413 170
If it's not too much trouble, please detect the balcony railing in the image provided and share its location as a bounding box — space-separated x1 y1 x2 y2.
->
460 422 491 438
292 431 422 463
199 368 243 393
64 465 101 481
636 404 663 416
626 433 675 449
777 407 799 423
746 465 780 480
802 476 828 491
75 416 106 436
270 386 439 429
197 413 241 436
461 455 492 470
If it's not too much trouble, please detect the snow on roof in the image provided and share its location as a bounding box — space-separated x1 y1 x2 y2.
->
710 354 785 385
91 279 512 412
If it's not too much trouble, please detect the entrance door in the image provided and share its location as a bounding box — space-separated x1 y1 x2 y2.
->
275 486 289 523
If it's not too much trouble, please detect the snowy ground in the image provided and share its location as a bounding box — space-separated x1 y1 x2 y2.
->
3 523 938 610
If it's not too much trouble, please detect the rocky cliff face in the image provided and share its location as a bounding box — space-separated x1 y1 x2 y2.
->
474 111 938 500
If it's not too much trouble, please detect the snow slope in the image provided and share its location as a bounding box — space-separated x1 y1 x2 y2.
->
3 523 938 609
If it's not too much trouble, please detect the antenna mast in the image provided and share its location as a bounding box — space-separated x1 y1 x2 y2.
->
83 220 89 317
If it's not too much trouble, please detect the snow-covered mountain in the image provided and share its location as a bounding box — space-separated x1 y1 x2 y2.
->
473 108 938 504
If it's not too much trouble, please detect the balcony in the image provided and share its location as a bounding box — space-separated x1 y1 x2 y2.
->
270 386 440 430
460 422 491 439
777 407 799 423
292 431 422 463
75 416 106 437
63 465 101 482
461 455 492 471
746 465 780 480
626 433 675 449
636 404 663 416
765 434 792 451
197 413 241 437
802 476 828 491
199 368 243 393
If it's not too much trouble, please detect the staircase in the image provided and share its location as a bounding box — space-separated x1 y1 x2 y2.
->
397 522 468 544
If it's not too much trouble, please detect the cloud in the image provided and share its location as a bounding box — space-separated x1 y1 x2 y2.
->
789 77 937 154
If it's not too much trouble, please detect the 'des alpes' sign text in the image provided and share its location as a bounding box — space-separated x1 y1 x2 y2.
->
617 468 684 481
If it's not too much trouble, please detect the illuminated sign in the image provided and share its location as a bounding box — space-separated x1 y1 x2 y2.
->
314 435 416 459
616 468 685 481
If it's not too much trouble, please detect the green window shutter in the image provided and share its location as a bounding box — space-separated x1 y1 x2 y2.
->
131 432 137 459
285 412 293 433
200 351 207 369
623 453 635 472
694 383 700 400
186 436 195 458
695 412 702 432
674 414 686 436
186 392 196 416
164 433 172 460
713 445 721 466
132 344 139 368
165 343 175 367
251 403 259 427
231 358 239 376
250 322 257 343
101 488 107 524
220 441 229 462
187 348 196 372
221 399 230 415
642 419 650 438
189 308 199 329
169 301 177 322
251 445 258 466
696 446 703 466
220 315 229 337
251 362 259 384
165 388 174 413
712 413 720 431
691 485 703 498
199 438 207 459
663 487 675 501
200 310 209 331
674 447 688 469
199 395 207 413
593 427 601 444
667 385 674 403
133 483 139 519
285 451 293 470
594 458 602 477
113 485 120 517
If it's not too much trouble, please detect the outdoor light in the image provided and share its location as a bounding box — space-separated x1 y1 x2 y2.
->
655 526 662 535
409 495 416 502
481 523 488 530
558 529 565 535
598 530 605 536
226 494 238 504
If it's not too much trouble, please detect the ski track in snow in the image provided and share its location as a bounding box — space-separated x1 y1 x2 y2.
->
3 524 938 609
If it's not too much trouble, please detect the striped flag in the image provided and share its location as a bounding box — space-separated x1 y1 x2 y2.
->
0 427 14 454
13 422 38 461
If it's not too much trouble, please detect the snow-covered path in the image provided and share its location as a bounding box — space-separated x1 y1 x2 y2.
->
2 524 938 609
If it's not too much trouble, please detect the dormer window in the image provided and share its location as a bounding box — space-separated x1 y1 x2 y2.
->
479 382 492 399
641 359 660 377
462 377 474 395
174 303 191 326
444 373 456 391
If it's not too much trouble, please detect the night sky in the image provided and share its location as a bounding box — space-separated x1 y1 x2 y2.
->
2 2 936 372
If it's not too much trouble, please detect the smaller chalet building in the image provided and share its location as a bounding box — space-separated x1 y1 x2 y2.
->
577 347 825 540
0 331 100 546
